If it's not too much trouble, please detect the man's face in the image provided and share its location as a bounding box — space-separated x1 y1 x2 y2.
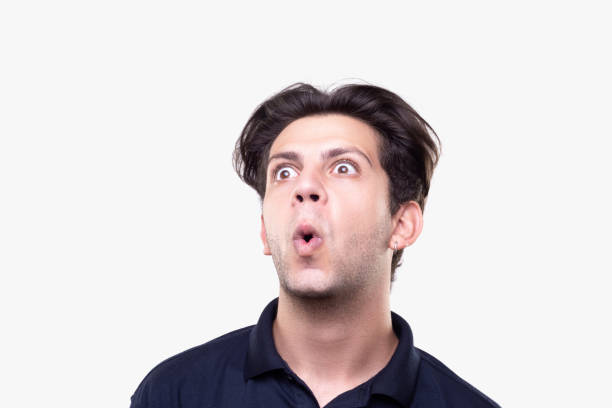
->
260 114 395 299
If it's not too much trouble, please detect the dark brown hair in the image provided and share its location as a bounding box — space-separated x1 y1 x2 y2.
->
233 82 440 282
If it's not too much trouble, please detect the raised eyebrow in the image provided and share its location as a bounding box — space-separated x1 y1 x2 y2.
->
322 147 373 168
267 151 303 168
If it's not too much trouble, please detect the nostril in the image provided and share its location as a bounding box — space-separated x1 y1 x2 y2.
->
296 194 304 202
310 194 319 202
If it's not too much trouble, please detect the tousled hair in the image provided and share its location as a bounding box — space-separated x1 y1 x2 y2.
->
233 82 440 282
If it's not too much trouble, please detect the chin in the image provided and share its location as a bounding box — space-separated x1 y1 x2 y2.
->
284 285 337 300
280 275 344 300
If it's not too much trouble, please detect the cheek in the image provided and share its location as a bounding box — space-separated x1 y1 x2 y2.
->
337 185 391 233
263 196 288 234
334 183 389 226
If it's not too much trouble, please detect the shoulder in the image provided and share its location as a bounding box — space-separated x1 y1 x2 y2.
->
413 348 501 408
130 325 253 408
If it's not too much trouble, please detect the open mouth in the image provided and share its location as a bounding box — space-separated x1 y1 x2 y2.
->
293 224 323 256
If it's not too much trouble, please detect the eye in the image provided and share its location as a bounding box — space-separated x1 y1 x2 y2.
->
332 161 357 175
274 166 298 181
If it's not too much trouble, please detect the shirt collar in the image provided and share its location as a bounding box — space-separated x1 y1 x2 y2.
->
244 297 421 407
368 311 421 406
244 298 286 380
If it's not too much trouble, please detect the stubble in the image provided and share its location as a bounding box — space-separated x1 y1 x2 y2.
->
266 217 391 303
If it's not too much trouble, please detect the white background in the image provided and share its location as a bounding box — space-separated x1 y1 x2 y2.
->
1 1 610 407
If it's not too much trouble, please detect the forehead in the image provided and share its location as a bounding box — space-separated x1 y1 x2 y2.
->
269 114 381 162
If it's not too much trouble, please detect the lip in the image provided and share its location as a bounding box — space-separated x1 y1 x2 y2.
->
292 223 324 256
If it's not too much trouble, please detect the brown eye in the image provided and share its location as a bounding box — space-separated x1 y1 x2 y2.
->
333 162 357 175
275 166 297 181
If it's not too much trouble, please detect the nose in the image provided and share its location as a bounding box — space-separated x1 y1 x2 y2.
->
292 171 327 206
295 193 320 203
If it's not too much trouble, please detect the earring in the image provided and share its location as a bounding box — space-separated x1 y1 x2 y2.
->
393 242 398 252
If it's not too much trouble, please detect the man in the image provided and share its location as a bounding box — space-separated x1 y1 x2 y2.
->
130 83 501 407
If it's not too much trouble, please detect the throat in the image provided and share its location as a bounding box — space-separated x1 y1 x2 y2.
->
273 294 398 384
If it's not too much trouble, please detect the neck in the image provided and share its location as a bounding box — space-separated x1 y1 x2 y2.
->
273 284 398 387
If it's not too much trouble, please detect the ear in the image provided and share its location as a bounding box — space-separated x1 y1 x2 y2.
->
260 214 271 256
388 201 423 251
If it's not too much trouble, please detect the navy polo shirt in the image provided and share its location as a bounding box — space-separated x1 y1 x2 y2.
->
130 298 501 407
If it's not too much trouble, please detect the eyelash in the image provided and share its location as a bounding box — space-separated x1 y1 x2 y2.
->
271 159 360 180
333 159 359 173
